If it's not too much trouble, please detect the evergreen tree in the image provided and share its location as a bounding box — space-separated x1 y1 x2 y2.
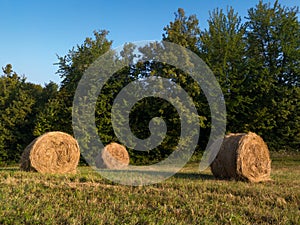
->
200 7 248 133
245 0 300 149
161 8 208 150
54 30 113 135
0 65 39 162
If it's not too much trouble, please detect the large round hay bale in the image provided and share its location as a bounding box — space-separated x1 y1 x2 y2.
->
95 142 129 169
210 132 271 182
20 132 80 174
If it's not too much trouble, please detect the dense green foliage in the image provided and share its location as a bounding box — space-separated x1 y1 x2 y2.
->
243 1 300 149
0 65 58 164
0 1 299 164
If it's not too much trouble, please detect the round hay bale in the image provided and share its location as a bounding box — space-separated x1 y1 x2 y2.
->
95 142 129 169
20 132 80 174
210 132 271 182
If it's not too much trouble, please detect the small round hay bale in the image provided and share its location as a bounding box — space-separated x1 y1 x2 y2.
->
95 142 129 169
210 132 271 182
20 132 80 174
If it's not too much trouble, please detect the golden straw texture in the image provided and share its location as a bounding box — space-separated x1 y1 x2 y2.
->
20 132 80 174
96 142 129 169
211 132 271 182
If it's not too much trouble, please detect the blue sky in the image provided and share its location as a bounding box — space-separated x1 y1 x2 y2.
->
0 0 298 85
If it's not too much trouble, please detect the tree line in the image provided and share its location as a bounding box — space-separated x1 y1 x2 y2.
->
0 1 299 165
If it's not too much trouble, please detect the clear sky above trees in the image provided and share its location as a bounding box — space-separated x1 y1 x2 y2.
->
0 0 297 85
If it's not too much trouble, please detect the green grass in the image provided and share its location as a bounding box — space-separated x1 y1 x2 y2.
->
0 152 299 225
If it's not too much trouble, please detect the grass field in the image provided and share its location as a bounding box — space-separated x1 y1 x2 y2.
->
0 151 299 225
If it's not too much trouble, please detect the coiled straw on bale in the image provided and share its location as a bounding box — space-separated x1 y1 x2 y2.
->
96 142 130 169
210 132 271 182
20 132 80 174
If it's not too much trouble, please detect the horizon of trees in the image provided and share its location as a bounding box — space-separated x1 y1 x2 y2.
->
0 0 299 165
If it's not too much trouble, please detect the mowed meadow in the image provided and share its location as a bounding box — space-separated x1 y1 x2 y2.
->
0 1 299 224
0 151 299 225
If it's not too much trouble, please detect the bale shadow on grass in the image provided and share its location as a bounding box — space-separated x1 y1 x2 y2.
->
173 172 215 180
0 167 19 172
95 168 216 184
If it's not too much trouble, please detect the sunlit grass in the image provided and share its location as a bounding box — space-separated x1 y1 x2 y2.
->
0 152 299 224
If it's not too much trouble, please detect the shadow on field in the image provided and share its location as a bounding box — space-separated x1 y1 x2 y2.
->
95 168 216 181
173 172 215 180
0 167 19 171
